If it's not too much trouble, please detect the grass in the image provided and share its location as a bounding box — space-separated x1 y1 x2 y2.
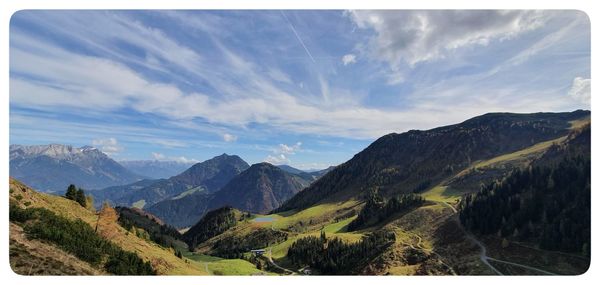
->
323 216 356 234
420 185 461 204
569 117 590 130
182 252 268 275
470 136 567 170
9 179 208 275
266 200 360 230
171 186 205 200
132 199 146 209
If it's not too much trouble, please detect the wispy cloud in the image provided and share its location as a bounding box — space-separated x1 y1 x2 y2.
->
9 10 590 166
223 133 238 142
342 54 357 65
152 152 199 163
92 138 124 155
568 77 591 107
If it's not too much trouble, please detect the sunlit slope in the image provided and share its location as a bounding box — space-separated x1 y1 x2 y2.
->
278 111 589 213
9 178 208 275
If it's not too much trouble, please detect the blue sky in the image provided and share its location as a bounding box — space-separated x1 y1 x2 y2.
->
9 10 590 170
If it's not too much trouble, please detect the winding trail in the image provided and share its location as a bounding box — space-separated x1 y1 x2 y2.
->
439 201 556 275
391 225 457 275
267 248 298 275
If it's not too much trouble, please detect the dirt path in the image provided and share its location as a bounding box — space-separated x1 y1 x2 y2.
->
438 201 557 276
391 225 457 275
267 248 298 275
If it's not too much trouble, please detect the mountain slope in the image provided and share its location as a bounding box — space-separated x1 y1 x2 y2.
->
10 144 143 193
212 162 309 213
277 110 589 212
91 153 249 209
9 178 207 275
147 163 309 228
119 160 195 179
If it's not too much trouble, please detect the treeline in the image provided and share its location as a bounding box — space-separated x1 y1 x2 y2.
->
10 205 156 275
210 228 288 259
116 206 183 250
287 230 395 274
348 191 425 231
459 155 590 255
65 184 93 209
183 206 246 251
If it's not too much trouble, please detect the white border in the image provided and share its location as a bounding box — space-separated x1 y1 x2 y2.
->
0 1 596 285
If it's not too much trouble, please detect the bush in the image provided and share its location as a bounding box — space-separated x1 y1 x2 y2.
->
9 205 156 275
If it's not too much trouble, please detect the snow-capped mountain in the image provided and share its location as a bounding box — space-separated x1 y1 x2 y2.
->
10 144 143 193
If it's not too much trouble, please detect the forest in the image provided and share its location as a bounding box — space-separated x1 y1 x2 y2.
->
348 191 425 231
287 230 396 274
183 206 247 250
116 206 183 251
210 228 288 259
9 204 156 275
459 155 590 255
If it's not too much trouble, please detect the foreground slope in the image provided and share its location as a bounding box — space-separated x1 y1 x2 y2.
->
9 178 207 275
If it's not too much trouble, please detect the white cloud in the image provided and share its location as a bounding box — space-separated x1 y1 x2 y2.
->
151 152 166 160
264 154 290 165
263 142 302 165
92 137 123 155
10 11 586 143
151 152 199 163
277 142 302 155
266 68 293 84
342 54 357 65
348 10 547 67
568 77 591 106
223 133 238 142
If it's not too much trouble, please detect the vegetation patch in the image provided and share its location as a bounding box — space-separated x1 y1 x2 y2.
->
460 155 590 255
10 205 156 275
287 230 395 274
210 228 288 259
348 191 425 231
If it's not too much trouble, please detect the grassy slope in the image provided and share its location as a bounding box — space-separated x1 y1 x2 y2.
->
9 178 208 275
182 252 268 275
10 223 105 275
201 118 592 275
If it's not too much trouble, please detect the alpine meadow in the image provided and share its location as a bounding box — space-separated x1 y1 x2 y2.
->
8 10 591 276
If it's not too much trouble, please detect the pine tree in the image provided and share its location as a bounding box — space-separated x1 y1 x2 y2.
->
75 188 87 207
65 184 77 200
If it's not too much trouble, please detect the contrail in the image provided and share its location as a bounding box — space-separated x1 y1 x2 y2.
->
280 11 316 63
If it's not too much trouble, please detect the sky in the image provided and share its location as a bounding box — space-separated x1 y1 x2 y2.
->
9 10 590 170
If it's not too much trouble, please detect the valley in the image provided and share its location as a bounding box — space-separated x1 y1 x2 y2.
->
9 111 591 275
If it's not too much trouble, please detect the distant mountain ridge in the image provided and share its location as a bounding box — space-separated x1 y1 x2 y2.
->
10 144 143 193
91 153 249 209
119 160 195 179
147 162 310 228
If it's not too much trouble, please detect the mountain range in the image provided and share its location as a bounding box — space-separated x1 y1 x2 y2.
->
9 144 143 193
9 110 591 275
90 153 249 209
146 162 310 227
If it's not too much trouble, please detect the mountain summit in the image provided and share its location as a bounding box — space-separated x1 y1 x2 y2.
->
92 153 250 209
10 144 142 192
146 162 310 227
